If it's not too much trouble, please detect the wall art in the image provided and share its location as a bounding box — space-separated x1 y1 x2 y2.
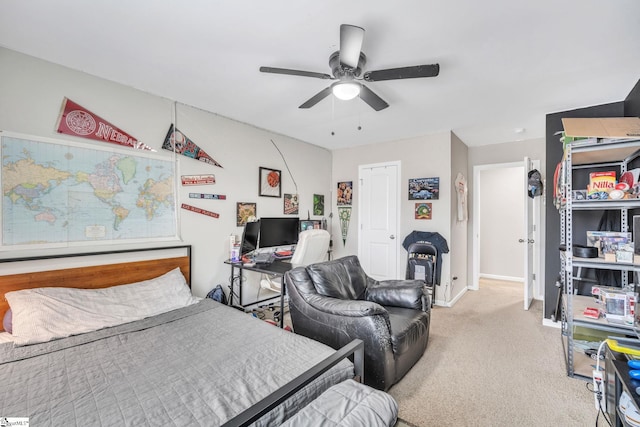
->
181 203 219 218
313 194 325 215
300 220 322 231
1 131 176 248
259 167 282 198
284 193 299 215
236 202 257 226
408 177 439 200
181 174 215 185
338 206 352 245
162 124 223 167
337 181 353 205
415 203 432 220
189 193 226 200
56 97 154 151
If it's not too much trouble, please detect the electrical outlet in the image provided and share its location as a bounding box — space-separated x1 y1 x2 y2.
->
593 369 606 412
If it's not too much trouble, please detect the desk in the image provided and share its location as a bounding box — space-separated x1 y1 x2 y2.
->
224 259 293 328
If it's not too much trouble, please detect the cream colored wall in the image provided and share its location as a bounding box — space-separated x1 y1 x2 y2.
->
0 48 332 300
449 133 469 303
1 45 478 307
331 132 456 304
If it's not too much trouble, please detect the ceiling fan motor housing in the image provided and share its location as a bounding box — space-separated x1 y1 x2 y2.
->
329 51 366 79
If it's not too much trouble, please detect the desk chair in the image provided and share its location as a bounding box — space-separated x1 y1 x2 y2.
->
260 229 331 292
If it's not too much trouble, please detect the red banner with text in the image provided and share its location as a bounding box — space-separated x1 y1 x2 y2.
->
56 97 154 151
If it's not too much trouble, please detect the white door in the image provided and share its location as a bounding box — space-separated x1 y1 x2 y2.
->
523 157 534 310
358 162 400 280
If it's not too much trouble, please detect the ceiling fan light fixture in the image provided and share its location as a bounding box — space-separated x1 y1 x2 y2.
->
332 81 361 100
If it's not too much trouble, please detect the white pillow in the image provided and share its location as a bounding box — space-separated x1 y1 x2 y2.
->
0 332 15 344
5 267 200 346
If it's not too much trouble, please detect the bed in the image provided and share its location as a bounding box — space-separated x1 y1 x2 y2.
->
0 246 362 426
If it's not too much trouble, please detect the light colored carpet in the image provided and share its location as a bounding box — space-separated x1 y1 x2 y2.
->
388 279 597 427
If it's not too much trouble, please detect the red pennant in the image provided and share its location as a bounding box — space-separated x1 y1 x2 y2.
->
56 97 154 151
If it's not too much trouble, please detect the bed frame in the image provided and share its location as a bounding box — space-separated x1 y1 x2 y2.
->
0 245 364 426
0 245 191 331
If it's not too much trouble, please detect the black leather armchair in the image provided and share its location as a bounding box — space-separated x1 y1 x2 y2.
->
284 255 430 391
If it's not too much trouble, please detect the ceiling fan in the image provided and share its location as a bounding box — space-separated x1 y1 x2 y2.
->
259 24 440 111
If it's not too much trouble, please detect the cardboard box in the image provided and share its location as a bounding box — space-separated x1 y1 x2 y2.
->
587 231 631 257
562 117 640 139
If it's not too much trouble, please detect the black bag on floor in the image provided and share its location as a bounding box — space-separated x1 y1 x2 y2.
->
206 284 227 304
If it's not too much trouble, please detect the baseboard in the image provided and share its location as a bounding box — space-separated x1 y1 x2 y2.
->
542 317 561 329
479 273 523 283
435 286 467 308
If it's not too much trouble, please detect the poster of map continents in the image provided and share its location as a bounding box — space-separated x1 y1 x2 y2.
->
1 132 177 247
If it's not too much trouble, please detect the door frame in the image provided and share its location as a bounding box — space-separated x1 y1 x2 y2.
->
471 161 542 300
357 160 402 279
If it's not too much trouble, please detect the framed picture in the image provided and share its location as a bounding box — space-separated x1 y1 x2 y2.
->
313 194 325 216
337 181 353 206
236 202 257 226
259 167 282 197
408 177 439 200
415 202 432 220
300 220 322 231
284 193 299 215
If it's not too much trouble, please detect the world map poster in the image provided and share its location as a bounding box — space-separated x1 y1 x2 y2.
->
1 133 177 247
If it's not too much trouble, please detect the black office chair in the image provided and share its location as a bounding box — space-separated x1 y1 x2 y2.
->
406 242 437 307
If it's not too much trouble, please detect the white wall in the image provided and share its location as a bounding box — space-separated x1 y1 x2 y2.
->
331 132 456 305
479 166 524 280
0 47 332 301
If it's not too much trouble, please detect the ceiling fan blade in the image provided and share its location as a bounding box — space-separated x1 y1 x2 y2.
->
363 64 440 82
260 66 332 80
339 24 364 69
359 85 389 111
299 86 333 109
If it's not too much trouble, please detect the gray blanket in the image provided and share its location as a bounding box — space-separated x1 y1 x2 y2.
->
0 299 353 426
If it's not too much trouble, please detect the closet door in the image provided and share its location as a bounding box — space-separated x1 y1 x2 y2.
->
358 161 400 280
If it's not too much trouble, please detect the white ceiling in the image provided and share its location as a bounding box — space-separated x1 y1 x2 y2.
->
1 1 639 150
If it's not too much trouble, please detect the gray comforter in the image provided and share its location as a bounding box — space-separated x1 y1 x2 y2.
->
0 299 353 426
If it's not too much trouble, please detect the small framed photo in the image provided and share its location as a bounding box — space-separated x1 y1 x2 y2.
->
409 177 439 200
284 193 299 215
337 181 353 206
415 203 432 220
259 167 281 198
236 202 257 226
300 220 321 231
313 194 325 216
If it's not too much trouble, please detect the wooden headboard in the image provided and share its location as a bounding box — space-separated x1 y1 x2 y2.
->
0 246 191 332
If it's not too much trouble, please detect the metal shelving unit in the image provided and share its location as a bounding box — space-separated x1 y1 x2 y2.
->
560 138 640 378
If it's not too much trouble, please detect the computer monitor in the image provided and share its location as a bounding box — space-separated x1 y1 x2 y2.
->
258 217 300 249
240 221 260 255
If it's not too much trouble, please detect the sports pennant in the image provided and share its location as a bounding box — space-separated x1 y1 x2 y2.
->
338 206 352 245
56 97 154 151
162 124 223 168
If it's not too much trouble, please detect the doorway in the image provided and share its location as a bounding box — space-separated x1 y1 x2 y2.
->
471 161 542 304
